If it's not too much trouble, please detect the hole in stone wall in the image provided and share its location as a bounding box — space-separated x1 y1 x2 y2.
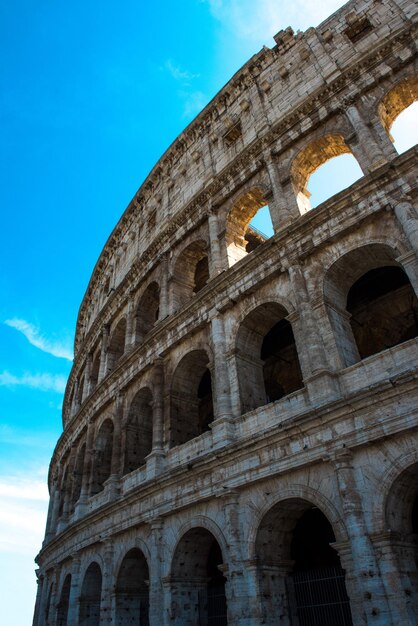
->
307 154 363 208
107 318 126 374
379 74 418 153
135 282 160 343
123 388 153 475
90 419 114 495
390 102 418 154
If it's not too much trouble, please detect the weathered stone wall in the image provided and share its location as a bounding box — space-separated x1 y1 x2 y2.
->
34 0 418 624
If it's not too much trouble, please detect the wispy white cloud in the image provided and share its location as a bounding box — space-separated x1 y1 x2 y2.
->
163 59 200 84
181 90 208 119
4 318 73 361
0 371 67 393
0 471 49 556
202 0 347 42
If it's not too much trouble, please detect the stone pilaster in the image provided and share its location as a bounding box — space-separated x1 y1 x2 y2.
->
124 293 136 352
210 313 235 446
207 209 224 276
98 324 110 382
149 519 165 626
159 254 170 320
66 557 81 626
147 358 166 478
263 150 300 227
344 102 389 173
332 450 394 625
100 543 114 625
83 353 92 399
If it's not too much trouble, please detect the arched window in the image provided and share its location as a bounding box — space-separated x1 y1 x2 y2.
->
170 528 228 625
324 244 418 367
170 350 213 447
123 388 153 475
79 563 102 626
90 419 114 495
172 241 209 311
115 549 149 626
255 499 353 625
107 318 127 374
291 134 363 213
135 282 160 343
225 188 273 267
236 303 303 414
56 574 71 626
379 75 418 154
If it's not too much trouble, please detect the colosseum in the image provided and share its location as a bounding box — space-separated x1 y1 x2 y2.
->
33 0 418 624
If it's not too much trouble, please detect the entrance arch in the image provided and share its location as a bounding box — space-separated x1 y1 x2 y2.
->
255 498 353 626
115 548 149 625
170 527 228 625
56 574 71 626
79 562 102 626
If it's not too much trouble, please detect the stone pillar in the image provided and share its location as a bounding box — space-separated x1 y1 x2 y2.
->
332 450 393 625
220 491 252 625
149 519 165 626
100 543 115 625
147 359 166 478
397 250 418 297
124 293 136 352
83 353 92 399
263 150 300 227
106 394 123 498
288 264 340 403
208 209 225 276
210 313 236 446
44 477 59 541
392 199 418 257
344 103 389 173
32 571 44 626
71 379 79 415
78 418 96 507
372 533 417 626
98 325 109 382
159 254 170 320
66 557 81 626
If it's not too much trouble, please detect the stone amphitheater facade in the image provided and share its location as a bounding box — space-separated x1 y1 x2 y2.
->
33 0 418 624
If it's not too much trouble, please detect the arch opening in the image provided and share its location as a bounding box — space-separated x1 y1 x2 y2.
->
123 388 153 475
135 282 160 343
170 350 214 447
107 318 127 374
324 245 418 367
172 240 209 312
115 548 149 626
236 303 303 414
170 527 228 626
226 188 273 267
79 563 102 626
255 499 353 625
56 574 71 626
291 135 362 213
379 75 418 154
90 419 114 495
89 351 100 391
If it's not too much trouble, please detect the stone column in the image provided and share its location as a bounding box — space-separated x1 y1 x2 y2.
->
210 313 235 446
32 571 44 626
263 150 300 227
71 379 79 415
83 353 92 399
332 450 393 625
100 542 115 625
371 533 417 626
159 254 170 320
220 491 253 625
344 103 389 173
66 557 81 626
106 394 123 498
98 325 110 382
149 519 165 626
207 209 224 276
77 418 95 509
45 476 60 541
392 199 418 257
147 359 166 478
124 293 136 352
288 264 340 403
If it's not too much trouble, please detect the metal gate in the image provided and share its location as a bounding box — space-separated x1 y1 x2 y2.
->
290 566 353 626
198 585 228 626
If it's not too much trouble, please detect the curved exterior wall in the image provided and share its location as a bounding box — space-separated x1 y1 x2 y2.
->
34 0 418 624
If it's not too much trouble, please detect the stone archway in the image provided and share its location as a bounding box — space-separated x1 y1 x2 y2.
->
255 498 353 626
170 527 228 626
115 548 150 625
56 574 71 626
79 562 102 626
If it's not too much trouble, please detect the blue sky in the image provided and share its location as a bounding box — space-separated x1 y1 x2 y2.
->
1 1 416 624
